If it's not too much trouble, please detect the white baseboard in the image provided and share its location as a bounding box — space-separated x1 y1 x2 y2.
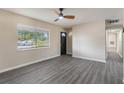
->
0 55 60 74
72 55 106 63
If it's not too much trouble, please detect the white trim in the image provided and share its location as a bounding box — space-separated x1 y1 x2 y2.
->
0 55 60 74
17 46 50 51
72 55 106 63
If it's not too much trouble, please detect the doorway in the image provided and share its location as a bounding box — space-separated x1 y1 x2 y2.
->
106 28 123 59
61 32 67 55
108 31 117 52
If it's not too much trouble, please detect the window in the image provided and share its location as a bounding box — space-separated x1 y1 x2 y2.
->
17 24 50 50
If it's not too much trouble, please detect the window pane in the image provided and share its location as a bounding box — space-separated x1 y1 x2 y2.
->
17 24 49 50
17 24 36 49
36 31 49 48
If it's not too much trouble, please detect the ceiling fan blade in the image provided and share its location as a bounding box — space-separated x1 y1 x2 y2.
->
64 15 75 19
54 18 59 22
54 10 59 15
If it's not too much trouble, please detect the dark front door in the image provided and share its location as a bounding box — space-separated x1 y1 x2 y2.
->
61 32 67 55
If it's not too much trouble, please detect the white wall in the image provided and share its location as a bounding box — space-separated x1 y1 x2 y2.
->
117 30 123 57
107 32 117 52
67 29 72 54
108 32 117 48
122 9 124 83
0 10 65 72
122 32 124 83
72 21 106 63
105 30 109 59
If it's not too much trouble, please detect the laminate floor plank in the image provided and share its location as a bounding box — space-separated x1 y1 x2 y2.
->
0 52 123 84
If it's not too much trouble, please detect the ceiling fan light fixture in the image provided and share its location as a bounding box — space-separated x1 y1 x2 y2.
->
59 16 64 19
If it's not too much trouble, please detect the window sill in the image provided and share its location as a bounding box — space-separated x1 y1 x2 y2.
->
17 47 50 51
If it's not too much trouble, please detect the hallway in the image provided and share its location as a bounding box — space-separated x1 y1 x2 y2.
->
105 52 123 83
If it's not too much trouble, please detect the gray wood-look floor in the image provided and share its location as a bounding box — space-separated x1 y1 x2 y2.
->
0 52 123 84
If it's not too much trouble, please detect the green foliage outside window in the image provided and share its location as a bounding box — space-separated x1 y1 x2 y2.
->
17 24 49 49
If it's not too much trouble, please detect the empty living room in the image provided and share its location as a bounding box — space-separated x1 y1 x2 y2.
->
0 8 123 84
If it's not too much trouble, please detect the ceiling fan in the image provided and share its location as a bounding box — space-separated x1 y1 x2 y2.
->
54 8 75 22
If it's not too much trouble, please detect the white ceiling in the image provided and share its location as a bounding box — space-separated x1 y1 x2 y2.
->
3 8 123 28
